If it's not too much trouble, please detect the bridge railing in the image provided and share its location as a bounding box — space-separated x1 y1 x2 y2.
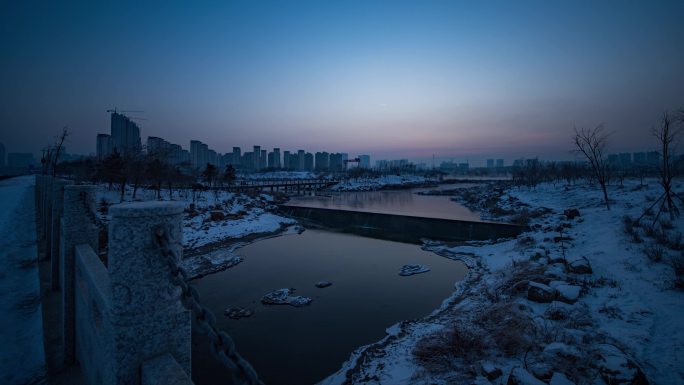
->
36 176 234 385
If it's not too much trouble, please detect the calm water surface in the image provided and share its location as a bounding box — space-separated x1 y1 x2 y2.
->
286 186 480 221
192 229 467 385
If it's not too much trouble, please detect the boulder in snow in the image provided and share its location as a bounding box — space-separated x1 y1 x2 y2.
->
399 264 430 276
543 342 581 361
597 344 649 385
224 306 253 319
507 367 546 385
261 288 312 307
563 208 580 220
565 256 592 275
527 281 556 303
544 301 575 320
210 210 225 221
479 361 502 380
555 284 581 304
549 372 575 385
548 254 566 264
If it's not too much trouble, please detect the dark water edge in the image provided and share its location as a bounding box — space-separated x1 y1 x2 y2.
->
191 229 467 385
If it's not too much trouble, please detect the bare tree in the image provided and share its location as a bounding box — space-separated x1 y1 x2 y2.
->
651 112 684 220
50 127 69 176
574 125 611 210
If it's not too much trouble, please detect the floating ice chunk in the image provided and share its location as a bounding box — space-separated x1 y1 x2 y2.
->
261 288 312 307
398 264 430 276
315 281 332 288
224 306 253 319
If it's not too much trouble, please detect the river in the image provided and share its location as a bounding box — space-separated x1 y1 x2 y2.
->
192 186 478 385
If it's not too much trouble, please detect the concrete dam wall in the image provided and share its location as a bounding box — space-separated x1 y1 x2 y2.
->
278 205 528 244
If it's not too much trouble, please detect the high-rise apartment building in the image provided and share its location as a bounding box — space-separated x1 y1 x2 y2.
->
283 151 291 170
297 150 305 171
304 152 314 171
273 148 281 169
315 152 329 171
110 112 141 155
96 134 112 160
253 146 261 171
190 140 210 169
232 147 241 167
358 155 370 169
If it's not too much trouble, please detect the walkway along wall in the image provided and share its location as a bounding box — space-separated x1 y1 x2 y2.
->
35 176 193 385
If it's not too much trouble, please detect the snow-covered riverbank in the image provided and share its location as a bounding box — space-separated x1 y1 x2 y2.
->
329 174 433 191
322 179 684 385
95 186 297 277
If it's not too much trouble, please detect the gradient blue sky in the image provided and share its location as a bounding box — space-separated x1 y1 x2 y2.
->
1 0 683 164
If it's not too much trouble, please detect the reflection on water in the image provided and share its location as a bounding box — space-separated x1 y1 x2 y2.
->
287 187 480 221
192 229 467 385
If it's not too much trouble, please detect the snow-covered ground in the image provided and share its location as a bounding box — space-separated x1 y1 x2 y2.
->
0 176 46 385
95 185 296 277
322 179 684 385
330 174 432 191
241 171 319 180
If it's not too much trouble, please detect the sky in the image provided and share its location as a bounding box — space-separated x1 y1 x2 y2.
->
1 0 683 165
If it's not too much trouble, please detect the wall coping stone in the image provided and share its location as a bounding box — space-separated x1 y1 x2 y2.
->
110 201 184 217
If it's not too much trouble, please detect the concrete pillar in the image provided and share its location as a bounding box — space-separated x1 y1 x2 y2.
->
108 201 191 385
51 179 73 290
61 185 99 364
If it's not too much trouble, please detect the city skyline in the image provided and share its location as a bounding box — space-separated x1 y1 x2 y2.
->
2 1 683 162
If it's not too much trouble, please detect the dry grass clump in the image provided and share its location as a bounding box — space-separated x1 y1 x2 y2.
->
493 259 549 297
474 302 537 356
413 322 489 370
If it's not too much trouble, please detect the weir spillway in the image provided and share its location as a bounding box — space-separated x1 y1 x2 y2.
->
278 204 528 244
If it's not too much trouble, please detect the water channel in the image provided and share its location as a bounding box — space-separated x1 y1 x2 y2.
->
192 186 479 385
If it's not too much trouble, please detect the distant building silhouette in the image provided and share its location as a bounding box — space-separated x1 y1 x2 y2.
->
358 155 370 169
7 153 35 168
110 112 141 155
96 134 112 160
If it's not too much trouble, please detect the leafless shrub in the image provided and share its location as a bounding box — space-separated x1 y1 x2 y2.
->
667 231 684 251
644 245 665 262
598 304 622 319
475 302 537 355
413 322 489 370
516 235 536 249
586 276 619 288
671 252 684 290
660 219 675 230
622 216 642 243
496 260 549 295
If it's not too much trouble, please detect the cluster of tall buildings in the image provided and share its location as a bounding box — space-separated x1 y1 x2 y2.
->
607 151 660 169
486 159 505 168
96 112 143 159
95 112 371 172
0 141 37 171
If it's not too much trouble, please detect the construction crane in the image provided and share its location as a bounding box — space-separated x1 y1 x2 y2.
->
107 108 145 114
107 108 147 121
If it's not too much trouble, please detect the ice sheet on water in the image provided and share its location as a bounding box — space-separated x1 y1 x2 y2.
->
261 288 312 307
398 264 430 276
